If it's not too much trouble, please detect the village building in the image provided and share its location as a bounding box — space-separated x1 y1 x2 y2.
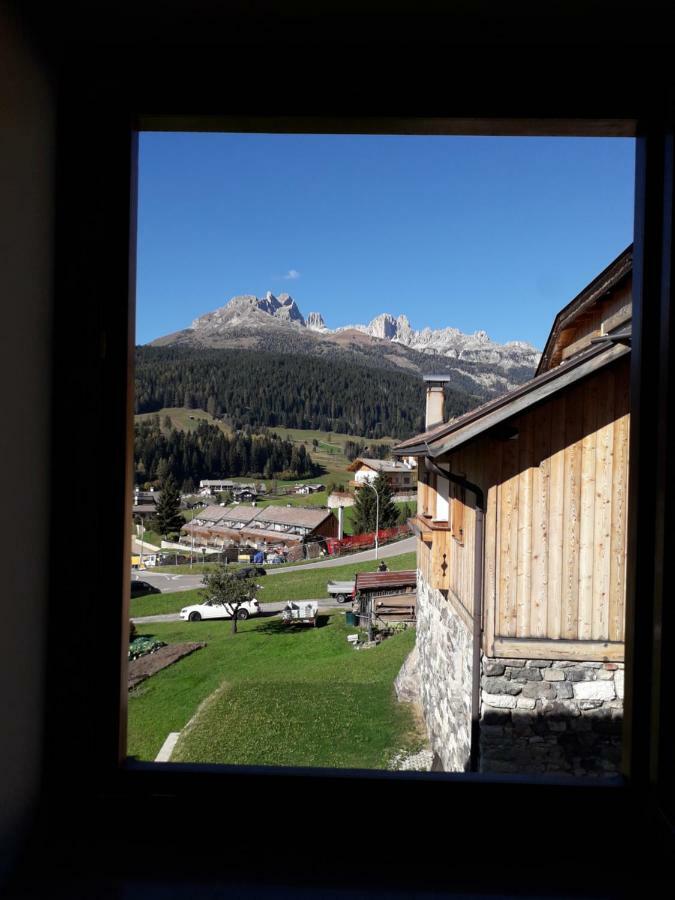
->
198 479 236 493
347 457 417 494
295 483 325 495
394 246 632 776
181 503 338 552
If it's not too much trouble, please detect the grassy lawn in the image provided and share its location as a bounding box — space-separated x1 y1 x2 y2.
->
241 490 330 508
127 614 421 768
135 407 233 436
130 549 417 617
134 529 163 548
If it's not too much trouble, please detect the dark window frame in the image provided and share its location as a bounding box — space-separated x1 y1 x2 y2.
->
44 59 674 887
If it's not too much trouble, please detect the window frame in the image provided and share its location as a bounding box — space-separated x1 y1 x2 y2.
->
44 66 674 883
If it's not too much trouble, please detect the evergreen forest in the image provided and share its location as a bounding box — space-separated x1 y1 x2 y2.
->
134 417 319 491
135 346 480 440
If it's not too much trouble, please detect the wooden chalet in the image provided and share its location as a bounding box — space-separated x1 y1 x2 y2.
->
347 457 417 494
394 246 632 774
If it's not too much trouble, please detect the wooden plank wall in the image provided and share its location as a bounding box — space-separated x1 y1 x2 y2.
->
422 358 630 659
490 359 629 649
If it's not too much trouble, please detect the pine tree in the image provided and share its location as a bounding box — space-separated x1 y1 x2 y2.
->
351 473 399 534
155 475 185 537
373 472 399 529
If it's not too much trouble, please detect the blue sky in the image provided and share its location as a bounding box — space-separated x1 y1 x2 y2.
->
136 133 635 349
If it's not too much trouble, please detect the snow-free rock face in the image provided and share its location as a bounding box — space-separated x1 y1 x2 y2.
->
306 311 327 331
190 292 305 333
338 314 540 373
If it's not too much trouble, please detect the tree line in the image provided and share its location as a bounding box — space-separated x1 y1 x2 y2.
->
343 440 394 462
135 346 479 440
134 417 319 491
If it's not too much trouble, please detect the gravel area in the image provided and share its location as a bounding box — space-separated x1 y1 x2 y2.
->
389 748 434 771
128 642 206 691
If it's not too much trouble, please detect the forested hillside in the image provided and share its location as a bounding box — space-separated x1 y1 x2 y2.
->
134 418 319 490
135 347 482 440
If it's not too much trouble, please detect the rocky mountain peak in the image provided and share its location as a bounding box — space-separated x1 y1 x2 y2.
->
306 311 326 331
368 313 399 340
172 290 540 393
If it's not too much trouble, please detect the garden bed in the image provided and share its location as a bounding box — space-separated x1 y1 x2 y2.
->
128 642 206 691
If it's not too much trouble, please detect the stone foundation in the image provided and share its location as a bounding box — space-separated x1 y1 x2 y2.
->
479 654 624 776
414 572 473 771
402 573 623 775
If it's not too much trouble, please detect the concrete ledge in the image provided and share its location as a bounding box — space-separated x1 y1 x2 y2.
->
155 732 181 762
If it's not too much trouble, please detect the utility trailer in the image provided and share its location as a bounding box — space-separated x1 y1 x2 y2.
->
326 580 356 604
281 600 319 627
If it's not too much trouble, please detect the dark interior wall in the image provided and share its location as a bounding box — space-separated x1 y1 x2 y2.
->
0 1 53 877
0 2 672 895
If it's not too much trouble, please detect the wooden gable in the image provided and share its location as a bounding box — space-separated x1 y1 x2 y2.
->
537 247 632 374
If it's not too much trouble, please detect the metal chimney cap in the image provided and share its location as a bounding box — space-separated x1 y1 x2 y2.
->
422 374 452 383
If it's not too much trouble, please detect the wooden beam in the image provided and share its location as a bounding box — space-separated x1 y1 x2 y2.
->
492 637 624 662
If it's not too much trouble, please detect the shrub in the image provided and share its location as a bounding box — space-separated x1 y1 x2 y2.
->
129 620 137 642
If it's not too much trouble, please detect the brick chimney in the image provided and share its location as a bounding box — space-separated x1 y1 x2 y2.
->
423 374 451 429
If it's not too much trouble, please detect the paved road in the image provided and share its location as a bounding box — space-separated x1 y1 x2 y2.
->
132 597 346 625
133 536 416 594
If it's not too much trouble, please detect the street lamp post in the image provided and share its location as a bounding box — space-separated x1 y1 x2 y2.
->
135 515 145 570
364 480 380 560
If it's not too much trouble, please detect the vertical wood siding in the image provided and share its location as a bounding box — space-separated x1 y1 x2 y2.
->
493 359 629 648
426 357 629 657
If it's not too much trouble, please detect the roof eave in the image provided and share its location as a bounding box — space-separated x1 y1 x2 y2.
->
394 341 629 460
427 343 630 459
536 245 633 376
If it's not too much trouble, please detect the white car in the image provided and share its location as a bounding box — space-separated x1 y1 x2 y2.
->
180 597 261 622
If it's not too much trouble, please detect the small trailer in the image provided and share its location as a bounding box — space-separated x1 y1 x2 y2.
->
281 600 319 627
326 580 356 604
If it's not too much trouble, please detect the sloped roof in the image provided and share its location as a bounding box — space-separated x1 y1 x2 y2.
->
217 506 259 525
536 244 632 375
253 506 333 529
355 570 417 591
184 503 333 532
347 458 416 473
193 504 228 522
394 341 630 459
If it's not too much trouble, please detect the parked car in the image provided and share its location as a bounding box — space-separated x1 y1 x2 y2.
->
179 597 261 622
130 579 160 596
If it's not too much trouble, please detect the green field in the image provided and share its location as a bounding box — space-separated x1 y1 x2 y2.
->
135 407 233 436
129 550 417 617
266 425 395 482
127 613 421 767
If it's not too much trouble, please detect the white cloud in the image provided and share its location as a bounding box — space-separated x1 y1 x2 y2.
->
283 269 301 280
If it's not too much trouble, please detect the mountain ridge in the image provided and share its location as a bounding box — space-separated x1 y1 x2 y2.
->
150 291 541 395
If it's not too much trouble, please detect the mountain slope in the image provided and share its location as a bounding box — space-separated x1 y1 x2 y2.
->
150 291 540 396
135 346 484 440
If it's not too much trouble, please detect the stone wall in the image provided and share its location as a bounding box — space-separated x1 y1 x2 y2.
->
479 655 624 776
415 573 473 771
